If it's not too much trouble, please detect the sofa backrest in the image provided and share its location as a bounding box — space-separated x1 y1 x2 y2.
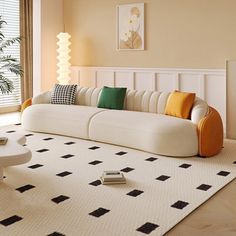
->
74 87 171 114
32 86 209 124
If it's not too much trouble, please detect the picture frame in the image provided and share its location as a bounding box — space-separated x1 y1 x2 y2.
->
117 3 145 51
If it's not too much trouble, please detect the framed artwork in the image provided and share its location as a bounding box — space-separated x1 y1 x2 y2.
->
117 3 144 50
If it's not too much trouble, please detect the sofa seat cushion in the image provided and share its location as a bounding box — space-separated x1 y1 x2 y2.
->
22 104 105 139
89 110 198 157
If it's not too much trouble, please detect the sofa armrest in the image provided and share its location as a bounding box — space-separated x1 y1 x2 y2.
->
21 98 32 112
32 91 51 104
197 106 223 157
191 98 209 124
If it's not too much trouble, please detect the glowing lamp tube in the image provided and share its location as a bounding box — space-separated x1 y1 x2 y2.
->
56 32 71 85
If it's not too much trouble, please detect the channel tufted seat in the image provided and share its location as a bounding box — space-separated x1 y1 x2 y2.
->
22 87 223 157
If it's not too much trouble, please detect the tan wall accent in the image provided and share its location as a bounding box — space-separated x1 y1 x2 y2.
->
64 0 236 69
226 60 236 139
41 0 64 92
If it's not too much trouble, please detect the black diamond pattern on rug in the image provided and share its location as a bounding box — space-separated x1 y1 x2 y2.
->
16 184 35 193
89 146 100 150
179 163 192 169
233 161 236 164
120 167 134 173
127 189 144 197
47 232 65 236
197 184 212 191
43 137 54 141
88 160 102 165
0 215 23 226
25 133 34 137
136 222 159 234
28 164 43 169
171 200 189 209
14 123 21 126
116 151 127 156
217 171 230 176
156 175 170 181
60 154 74 159
89 180 102 186
145 157 158 162
6 130 16 133
89 207 110 217
36 149 49 153
56 171 72 177
51 195 70 204
64 141 76 145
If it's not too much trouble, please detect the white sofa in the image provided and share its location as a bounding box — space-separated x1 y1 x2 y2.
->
22 87 223 157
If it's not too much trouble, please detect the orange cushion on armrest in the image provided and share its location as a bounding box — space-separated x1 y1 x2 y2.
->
198 106 223 157
165 91 195 119
21 98 32 112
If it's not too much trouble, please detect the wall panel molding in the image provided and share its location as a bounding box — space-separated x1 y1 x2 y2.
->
71 66 226 129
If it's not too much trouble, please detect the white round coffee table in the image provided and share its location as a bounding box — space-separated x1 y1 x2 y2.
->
0 133 32 180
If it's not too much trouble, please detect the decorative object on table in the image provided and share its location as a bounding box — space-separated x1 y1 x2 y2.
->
0 15 23 94
100 170 126 185
117 3 144 50
0 137 8 145
56 32 71 85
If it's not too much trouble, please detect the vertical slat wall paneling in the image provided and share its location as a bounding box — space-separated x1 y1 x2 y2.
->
115 71 133 89
179 73 200 95
70 66 226 129
174 73 180 91
199 74 205 100
151 73 157 91
96 71 114 88
135 72 153 91
157 73 175 92
131 72 135 90
205 73 226 129
113 71 116 87
70 67 80 85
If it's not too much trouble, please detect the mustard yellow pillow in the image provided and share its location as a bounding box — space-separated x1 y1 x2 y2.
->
165 91 195 119
21 98 32 113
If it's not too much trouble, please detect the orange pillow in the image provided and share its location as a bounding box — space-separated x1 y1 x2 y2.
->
165 91 195 119
21 98 32 113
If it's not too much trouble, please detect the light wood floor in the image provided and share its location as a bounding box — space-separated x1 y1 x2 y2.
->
0 112 21 126
0 112 236 236
167 179 236 236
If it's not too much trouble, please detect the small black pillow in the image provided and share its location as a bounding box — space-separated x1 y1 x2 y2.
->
50 84 77 105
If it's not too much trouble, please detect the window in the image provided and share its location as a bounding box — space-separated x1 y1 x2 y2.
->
0 0 21 110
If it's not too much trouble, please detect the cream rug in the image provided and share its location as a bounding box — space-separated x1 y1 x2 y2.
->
0 124 236 236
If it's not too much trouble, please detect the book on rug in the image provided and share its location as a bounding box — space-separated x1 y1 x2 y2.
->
100 170 126 185
0 137 8 145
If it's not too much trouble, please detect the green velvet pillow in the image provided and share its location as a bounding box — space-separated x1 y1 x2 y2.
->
97 86 127 110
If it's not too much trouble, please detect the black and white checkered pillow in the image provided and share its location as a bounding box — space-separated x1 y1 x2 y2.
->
50 84 77 105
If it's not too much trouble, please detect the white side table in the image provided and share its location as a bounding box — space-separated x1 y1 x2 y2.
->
0 134 32 180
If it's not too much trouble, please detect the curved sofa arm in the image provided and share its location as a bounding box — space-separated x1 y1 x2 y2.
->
191 98 209 124
197 106 223 157
32 91 51 104
21 98 32 112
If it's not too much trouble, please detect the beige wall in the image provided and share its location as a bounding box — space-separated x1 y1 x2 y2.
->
64 0 236 69
41 0 63 91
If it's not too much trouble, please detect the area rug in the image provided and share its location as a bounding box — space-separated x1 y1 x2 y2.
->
0 124 236 236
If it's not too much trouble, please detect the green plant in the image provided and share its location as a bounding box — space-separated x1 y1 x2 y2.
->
0 15 23 94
